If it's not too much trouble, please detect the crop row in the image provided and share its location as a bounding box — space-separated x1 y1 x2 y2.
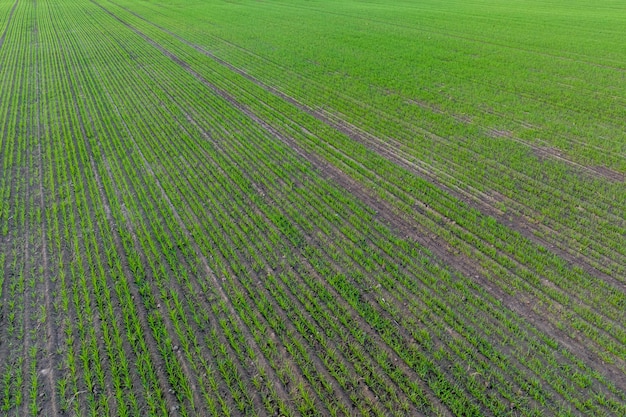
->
1 1 624 416
74 0 624 412
100 0 626 377
110 0 626 283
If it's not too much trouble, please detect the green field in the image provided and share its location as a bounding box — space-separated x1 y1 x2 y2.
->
1 0 625 415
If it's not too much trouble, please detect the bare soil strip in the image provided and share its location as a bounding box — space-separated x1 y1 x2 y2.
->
212 63 626 287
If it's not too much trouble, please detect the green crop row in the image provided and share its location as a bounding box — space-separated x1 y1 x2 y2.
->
104 0 626 370
1 1 624 416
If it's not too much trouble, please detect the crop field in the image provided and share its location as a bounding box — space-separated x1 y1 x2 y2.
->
1 0 625 415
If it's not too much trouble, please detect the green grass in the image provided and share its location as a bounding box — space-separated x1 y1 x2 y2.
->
0 0 624 415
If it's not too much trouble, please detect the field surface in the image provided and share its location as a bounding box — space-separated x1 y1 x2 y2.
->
0 0 625 415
